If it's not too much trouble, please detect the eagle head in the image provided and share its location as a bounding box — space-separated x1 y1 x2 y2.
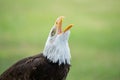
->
43 16 73 65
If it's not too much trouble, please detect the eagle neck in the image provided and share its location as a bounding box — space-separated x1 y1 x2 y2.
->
43 42 71 65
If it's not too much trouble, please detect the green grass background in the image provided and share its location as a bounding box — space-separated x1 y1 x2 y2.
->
0 0 120 80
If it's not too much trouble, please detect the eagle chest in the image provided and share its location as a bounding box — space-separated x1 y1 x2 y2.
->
31 62 70 80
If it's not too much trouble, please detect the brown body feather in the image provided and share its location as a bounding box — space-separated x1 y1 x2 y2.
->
0 53 70 80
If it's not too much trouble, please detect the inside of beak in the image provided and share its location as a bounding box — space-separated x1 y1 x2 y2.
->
55 16 73 34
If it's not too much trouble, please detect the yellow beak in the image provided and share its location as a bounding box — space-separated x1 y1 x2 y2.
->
54 16 73 34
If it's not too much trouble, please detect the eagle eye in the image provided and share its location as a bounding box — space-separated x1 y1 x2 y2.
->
51 28 56 36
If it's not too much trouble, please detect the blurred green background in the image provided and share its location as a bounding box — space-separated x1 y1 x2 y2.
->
0 0 120 80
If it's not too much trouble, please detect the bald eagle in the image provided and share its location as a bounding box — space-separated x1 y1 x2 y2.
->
0 16 73 80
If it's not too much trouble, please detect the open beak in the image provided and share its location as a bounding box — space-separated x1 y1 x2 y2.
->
54 16 73 34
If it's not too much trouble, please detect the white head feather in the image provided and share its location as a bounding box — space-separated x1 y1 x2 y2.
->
43 16 72 65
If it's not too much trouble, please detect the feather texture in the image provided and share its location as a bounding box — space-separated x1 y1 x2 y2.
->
0 54 70 80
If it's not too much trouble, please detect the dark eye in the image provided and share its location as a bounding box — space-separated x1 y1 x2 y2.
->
51 28 56 36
